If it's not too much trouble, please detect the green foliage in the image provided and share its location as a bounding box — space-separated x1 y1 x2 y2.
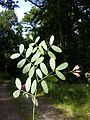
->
47 83 90 120
47 75 58 83
31 79 37 94
49 35 54 46
0 9 23 74
10 53 21 59
15 78 21 90
13 90 20 98
10 35 68 120
49 58 55 70
25 77 31 92
10 35 68 95
0 0 19 10
36 69 43 78
23 0 90 75
29 66 35 78
9 78 90 120
17 59 26 68
40 63 48 75
0 10 18 29
26 46 33 58
56 62 68 71
56 71 66 80
19 44 24 54
41 80 48 93
51 45 62 53
23 63 31 74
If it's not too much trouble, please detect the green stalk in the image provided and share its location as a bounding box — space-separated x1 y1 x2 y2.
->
32 90 37 120
33 100 35 120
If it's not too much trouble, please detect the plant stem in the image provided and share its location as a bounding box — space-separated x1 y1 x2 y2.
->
32 90 37 120
33 100 35 120
38 70 54 82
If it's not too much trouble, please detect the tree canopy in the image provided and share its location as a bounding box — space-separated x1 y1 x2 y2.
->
23 0 90 70
0 0 19 10
0 0 90 79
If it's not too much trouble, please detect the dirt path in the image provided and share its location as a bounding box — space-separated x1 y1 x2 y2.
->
0 82 71 120
35 97 65 120
0 83 21 120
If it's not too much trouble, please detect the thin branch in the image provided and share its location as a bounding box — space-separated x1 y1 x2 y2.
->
25 0 43 9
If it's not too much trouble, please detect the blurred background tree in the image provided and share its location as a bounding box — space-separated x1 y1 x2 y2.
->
0 0 90 81
0 1 23 78
23 0 90 81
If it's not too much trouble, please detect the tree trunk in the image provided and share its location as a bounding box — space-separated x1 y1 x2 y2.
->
56 0 64 48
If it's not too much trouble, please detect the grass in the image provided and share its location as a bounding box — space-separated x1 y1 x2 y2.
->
47 82 90 120
7 79 90 120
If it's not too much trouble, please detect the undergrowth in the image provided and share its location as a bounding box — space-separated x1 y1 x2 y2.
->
47 82 90 120
8 79 90 120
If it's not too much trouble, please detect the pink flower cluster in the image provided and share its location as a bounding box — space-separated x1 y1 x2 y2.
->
71 65 81 77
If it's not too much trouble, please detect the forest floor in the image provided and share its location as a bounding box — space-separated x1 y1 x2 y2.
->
0 82 21 120
0 81 71 120
26 96 68 120
1 80 90 120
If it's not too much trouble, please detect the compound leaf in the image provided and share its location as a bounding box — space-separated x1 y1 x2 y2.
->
29 66 35 78
15 78 21 90
36 69 43 78
41 80 48 93
56 62 68 71
51 45 62 53
50 35 54 45
25 77 31 92
48 51 56 59
31 80 37 94
49 58 56 70
35 36 40 43
34 57 44 65
10 53 20 59
56 71 66 80
17 59 26 68
26 46 33 58
23 63 31 74
31 53 40 62
19 44 24 54
13 90 20 98
40 63 48 75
